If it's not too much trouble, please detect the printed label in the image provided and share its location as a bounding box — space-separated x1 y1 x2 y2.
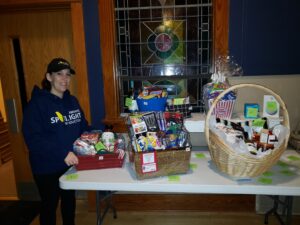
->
142 163 157 173
140 152 158 173
142 152 155 164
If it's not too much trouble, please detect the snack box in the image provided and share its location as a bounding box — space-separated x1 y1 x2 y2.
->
76 153 125 171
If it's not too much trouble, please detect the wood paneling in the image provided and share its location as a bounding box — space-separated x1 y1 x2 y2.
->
62 202 300 225
0 113 12 164
0 161 18 199
88 193 255 212
0 0 88 200
0 0 80 14
98 0 123 131
0 0 80 6
0 112 18 199
213 0 229 59
0 1 90 184
70 2 91 122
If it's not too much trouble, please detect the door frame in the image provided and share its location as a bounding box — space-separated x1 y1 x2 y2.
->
0 0 90 195
0 0 91 123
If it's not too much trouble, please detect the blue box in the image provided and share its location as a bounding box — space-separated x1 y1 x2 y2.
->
244 103 259 119
136 97 167 112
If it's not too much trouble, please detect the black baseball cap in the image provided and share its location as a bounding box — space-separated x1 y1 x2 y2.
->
47 58 75 74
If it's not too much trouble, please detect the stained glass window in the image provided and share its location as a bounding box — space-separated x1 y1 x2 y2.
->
115 0 213 112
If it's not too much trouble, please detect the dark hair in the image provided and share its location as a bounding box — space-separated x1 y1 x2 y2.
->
41 75 51 91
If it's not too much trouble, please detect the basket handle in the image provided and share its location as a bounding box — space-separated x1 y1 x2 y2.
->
205 83 290 145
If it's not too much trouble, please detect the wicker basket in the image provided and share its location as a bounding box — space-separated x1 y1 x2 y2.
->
130 148 191 180
289 122 300 151
205 83 290 178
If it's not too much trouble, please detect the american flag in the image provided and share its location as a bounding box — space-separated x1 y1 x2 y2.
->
209 99 235 119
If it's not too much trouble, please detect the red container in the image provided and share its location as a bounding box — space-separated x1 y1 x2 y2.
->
76 153 125 170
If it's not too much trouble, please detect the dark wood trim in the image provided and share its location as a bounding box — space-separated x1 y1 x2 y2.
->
213 0 229 62
88 193 255 212
0 0 80 6
98 0 122 131
70 2 91 122
0 1 73 13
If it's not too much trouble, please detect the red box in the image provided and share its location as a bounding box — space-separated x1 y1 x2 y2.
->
76 153 125 170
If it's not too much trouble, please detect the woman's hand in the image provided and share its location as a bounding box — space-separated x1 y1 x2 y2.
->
64 151 79 166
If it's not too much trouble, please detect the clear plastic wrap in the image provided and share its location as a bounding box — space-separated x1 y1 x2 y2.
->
203 55 243 119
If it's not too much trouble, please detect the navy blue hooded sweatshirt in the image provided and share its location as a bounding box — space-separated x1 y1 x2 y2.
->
22 86 89 174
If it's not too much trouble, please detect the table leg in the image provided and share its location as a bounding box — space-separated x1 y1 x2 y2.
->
96 191 117 225
264 196 293 225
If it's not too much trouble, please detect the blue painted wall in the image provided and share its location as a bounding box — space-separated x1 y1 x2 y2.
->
82 0 105 129
229 0 300 75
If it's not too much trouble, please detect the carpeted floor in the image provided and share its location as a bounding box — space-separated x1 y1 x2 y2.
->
0 200 40 225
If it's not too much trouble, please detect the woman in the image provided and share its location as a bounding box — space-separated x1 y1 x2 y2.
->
22 58 90 225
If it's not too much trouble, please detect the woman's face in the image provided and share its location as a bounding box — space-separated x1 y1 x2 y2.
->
46 69 72 98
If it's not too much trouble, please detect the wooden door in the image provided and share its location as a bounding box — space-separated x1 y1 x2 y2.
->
0 85 18 199
0 8 77 187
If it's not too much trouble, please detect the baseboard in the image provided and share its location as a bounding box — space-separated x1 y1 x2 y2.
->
87 192 255 212
0 196 18 200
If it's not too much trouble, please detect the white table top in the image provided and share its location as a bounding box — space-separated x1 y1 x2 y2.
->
59 149 300 196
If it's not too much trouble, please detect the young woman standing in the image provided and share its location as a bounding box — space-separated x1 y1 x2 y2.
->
22 58 90 225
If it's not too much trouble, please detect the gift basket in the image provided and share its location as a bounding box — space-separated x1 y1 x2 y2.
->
128 111 191 179
73 130 126 170
203 55 243 119
167 97 193 118
289 121 300 151
205 83 290 178
203 81 236 119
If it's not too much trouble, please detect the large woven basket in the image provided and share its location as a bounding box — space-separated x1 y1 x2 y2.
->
205 83 290 178
131 148 191 180
289 121 300 151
